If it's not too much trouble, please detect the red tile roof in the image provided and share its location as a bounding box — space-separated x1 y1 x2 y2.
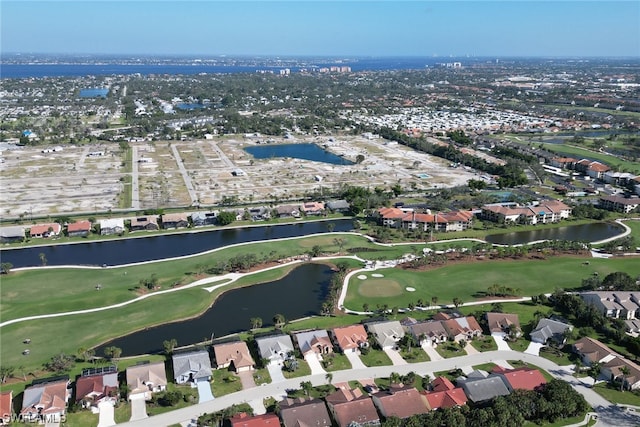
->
229 412 280 427
29 223 61 236
332 325 368 352
431 376 455 392
0 391 12 419
499 368 547 391
67 220 92 233
423 388 467 409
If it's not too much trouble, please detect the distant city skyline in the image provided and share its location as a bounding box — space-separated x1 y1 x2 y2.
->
1 1 639 58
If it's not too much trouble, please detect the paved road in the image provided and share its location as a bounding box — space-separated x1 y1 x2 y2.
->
130 145 140 209
116 350 635 427
170 144 198 205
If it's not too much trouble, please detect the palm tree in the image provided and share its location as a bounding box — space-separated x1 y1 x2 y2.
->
250 317 263 330
588 362 601 385
453 297 463 309
325 373 333 385
300 380 313 396
273 314 286 329
163 338 178 355
619 366 631 391
389 372 401 385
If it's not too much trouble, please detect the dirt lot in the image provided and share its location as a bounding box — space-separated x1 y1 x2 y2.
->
1 134 478 217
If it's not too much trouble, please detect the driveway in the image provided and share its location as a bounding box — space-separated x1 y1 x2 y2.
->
464 342 480 355
345 351 367 369
267 360 286 383
128 393 148 422
196 378 214 403
304 354 326 375
492 334 512 351
97 401 116 427
238 370 256 389
525 342 544 356
421 343 443 361
384 348 407 365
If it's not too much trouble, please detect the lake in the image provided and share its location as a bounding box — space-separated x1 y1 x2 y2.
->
244 143 354 165
79 88 109 98
0 219 354 268
485 222 624 245
94 263 334 356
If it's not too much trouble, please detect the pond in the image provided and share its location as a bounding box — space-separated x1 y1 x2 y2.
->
94 263 334 357
485 222 624 245
244 143 354 165
0 219 354 268
79 88 109 98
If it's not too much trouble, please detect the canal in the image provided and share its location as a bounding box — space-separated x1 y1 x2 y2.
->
0 219 354 268
94 263 335 357
485 222 624 245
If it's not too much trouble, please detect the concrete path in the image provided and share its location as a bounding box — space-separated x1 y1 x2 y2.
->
304 354 326 375
494 360 514 370
384 348 408 365
345 351 367 369
96 401 116 427
196 379 214 403
128 394 148 422
238 371 256 389
267 361 286 383
525 342 544 356
492 334 512 351
115 349 632 427
421 343 444 361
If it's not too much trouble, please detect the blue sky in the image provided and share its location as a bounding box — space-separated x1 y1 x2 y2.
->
2 1 639 57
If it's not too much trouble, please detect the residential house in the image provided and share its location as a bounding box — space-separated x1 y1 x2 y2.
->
20 378 71 423
457 372 510 403
598 195 640 214
365 320 405 350
325 387 380 427
486 313 521 338
440 316 482 342
530 318 573 345
301 201 325 216
493 367 547 392
255 334 295 364
126 361 167 399
331 325 369 353
212 341 255 373
422 377 467 410
130 216 159 231
326 200 351 213
161 213 189 229
278 397 332 427
581 292 640 320
191 211 218 227
407 321 448 347
601 357 640 390
229 412 281 427
371 386 430 419
0 226 25 243
99 218 125 235
481 200 571 225
75 367 118 409
375 207 474 232
573 337 618 365
0 391 13 425
293 330 333 357
67 220 92 237
28 223 61 238
573 159 610 179
171 350 212 385
625 319 640 334
275 205 300 218
603 171 637 186
376 207 410 228
248 206 271 221
550 157 577 169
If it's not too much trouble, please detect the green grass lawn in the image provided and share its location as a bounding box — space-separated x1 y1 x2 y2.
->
472 362 498 372
470 336 498 352
399 347 430 363
435 343 467 359
592 383 640 406
359 349 392 367
508 338 532 352
252 367 271 386
282 359 311 379
344 255 640 311
65 409 100 427
113 401 132 424
210 369 242 396
538 346 576 367
322 353 352 372
533 142 640 174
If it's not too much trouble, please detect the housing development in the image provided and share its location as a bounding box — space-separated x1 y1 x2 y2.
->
0 55 639 427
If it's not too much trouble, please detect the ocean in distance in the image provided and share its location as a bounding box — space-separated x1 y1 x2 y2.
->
2 57 449 78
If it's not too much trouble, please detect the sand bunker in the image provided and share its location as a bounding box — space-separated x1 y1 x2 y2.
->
357 275 368 280
372 273 384 278
406 287 416 292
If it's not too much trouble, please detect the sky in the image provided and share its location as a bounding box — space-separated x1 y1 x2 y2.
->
1 1 639 57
